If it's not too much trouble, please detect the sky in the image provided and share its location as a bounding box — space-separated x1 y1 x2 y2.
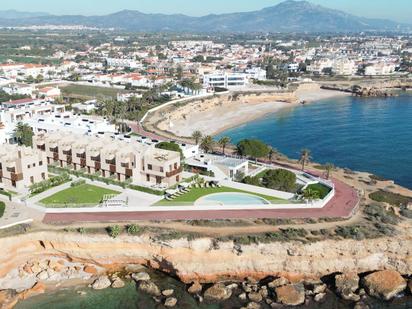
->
2 0 411 23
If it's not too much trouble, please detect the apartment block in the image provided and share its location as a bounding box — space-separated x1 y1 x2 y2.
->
0 144 48 191
33 132 182 187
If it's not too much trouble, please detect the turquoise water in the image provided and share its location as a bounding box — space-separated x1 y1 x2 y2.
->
217 93 412 189
196 193 269 205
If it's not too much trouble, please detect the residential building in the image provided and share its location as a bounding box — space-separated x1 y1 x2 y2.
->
0 98 65 144
33 132 183 187
2 83 34 97
0 144 47 191
203 72 248 89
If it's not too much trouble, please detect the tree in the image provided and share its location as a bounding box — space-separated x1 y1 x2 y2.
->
155 142 183 159
302 188 320 202
176 65 183 81
200 135 214 153
263 169 296 192
236 139 269 161
14 122 33 147
268 146 277 162
299 149 311 171
324 163 335 180
192 130 203 145
218 136 231 155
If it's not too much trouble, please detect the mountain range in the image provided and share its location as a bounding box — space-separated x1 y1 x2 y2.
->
0 0 409 33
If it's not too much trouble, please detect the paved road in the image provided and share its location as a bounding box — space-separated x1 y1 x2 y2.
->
42 177 359 223
128 122 168 142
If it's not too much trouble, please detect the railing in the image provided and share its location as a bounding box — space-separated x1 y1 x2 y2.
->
80 158 86 167
11 173 23 182
166 166 183 178
125 168 133 177
66 155 72 165
52 152 59 160
95 162 101 170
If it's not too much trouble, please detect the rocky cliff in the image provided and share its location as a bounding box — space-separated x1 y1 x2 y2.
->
0 231 411 288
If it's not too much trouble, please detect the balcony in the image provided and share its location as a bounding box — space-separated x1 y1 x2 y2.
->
125 168 133 177
95 162 101 170
52 152 59 161
11 173 23 182
109 164 116 173
166 166 183 178
37 145 46 151
80 158 86 168
66 155 72 165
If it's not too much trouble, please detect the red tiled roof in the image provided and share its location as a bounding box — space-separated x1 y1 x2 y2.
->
1 98 34 105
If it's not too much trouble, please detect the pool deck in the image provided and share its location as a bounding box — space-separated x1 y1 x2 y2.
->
42 176 359 223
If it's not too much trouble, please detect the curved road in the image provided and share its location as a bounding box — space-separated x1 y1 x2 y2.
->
42 177 359 224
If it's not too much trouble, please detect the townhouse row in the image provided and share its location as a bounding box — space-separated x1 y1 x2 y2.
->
33 132 182 187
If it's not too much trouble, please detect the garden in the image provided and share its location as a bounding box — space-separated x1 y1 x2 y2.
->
39 183 120 208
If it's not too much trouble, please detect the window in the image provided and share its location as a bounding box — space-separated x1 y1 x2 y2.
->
30 176 34 184
160 167 164 173
148 164 152 170
176 175 180 182
33 163 36 167
27 165 30 169
146 174 150 181
39 161 43 166
41 173 45 180
174 163 178 170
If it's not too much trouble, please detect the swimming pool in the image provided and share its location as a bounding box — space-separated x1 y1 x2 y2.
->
195 192 270 206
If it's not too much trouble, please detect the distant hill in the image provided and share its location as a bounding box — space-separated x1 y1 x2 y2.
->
0 10 50 19
0 1 409 33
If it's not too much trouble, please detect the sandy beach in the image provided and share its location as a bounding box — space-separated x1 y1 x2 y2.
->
145 85 350 138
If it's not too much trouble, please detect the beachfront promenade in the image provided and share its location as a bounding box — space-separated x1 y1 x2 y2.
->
42 176 359 223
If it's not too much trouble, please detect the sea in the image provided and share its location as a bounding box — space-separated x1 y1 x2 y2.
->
216 92 412 189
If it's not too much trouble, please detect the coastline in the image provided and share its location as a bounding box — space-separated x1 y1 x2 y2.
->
147 86 350 138
211 88 350 136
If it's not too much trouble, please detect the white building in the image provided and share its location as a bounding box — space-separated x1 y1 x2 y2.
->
2 83 34 97
26 112 116 136
365 63 396 76
332 59 357 76
0 98 65 144
105 58 140 69
203 72 248 89
244 68 267 81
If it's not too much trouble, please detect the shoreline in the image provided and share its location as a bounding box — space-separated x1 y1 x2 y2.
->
148 87 350 138
211 88 350 136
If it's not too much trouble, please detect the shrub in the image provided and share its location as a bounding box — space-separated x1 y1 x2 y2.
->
71 179 86 187
29 173 71 195
364 204 400 225
107 225 121 238
263 169 297 192
127 224 140 235
369 190 411 207
0 190 12 201
155 142 183 158
78 227 86 234
0 201 5 218
400 208 412 219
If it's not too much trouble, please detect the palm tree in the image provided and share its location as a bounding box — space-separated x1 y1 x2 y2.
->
218 136 231 155
267 146 277 162
192 130 203 145
14 122 33 147
302 188 320 202
200 136 214 153
324 163 335 180
299 149 311 171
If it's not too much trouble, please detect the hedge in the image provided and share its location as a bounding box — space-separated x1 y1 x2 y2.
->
48 165 164 196
29 173 71 195
0 201 5 218
0 190 12 201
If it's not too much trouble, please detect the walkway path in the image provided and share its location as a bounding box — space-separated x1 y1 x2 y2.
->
42 176 359 223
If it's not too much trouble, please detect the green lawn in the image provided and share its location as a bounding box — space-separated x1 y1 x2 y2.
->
305 183 332 199
0 201 5 218
154 186 288 206
61 84 128 99
39 184 120 208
